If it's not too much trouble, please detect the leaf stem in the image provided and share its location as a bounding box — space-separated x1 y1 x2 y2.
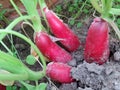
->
90 0 102 14
39 0 49 31
107 19 120 39
39 0 47 10
74 0 88 19
10 0 23 17
20 0 42 32
109 8 120 15
0 41 13 55
0 30 46 78
0 16 32 41
101 0 113 18
0 73 28 80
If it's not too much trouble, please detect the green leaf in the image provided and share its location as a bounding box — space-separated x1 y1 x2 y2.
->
26 55 36 65
0 69 14 86
6 86 12 90
12 86 17 90
20 86 27 90
37 83 47 90
6 86 17 90
83 9 89 14
68 6 74 12
73 3 78 7
69 19 75 25
0 51 26 74
20 0 38 15
20 82 47 90
109 8 120 15
0 4 3 8
117 18 120 24
90 0 102 13
0 9 6 20
55 5 62 13
77 22 82 28
19 81 35 90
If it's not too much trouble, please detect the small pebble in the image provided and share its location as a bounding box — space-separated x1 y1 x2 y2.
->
114 51 120 61
68 59 77 67
59 82 77 90
114 82 120 90
15 44 26 50
105 66 114 75
77 87 93 90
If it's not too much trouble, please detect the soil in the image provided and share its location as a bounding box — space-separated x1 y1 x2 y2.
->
1 1 120 90
45 18 120 90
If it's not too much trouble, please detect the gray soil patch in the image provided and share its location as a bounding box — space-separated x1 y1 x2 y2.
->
51 19 120 90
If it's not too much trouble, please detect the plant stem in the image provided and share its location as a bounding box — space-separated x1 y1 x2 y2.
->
0 51 27 74
19 81 35 90
0 30 46 73
0 53 45 80
7 35 21 59
101 0 106 12
39 0 47 10
107 19 120 39
109 8 120 15
0 41 13 55
0 16 32 41
73 0 88 19
101 0 113 18
39 0 49 31
0 73 28 80
25 68 45 80
20 0 42 32
90 0 102 14
10 0 23 16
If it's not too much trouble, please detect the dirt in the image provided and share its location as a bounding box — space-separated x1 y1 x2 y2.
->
45 17 120 90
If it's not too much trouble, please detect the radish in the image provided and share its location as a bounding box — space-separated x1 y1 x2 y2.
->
46 62 73 83
43 7 80 52
35 31 72 63
0 84 6 90
84 17 109 65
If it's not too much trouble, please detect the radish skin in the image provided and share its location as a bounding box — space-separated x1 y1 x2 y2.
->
84 17 109 65
46 62 73 83
44 7 80 52
0 84 6 90
35 31 72 63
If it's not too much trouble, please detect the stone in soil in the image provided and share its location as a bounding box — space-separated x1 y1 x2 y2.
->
59 82 77 90
77 87 93 90
114 50 120 61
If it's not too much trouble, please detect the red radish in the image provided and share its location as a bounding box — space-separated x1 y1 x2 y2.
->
35 31 72 63
84 17 109 65
46 62 73 83
0 84 6 90
43 7 80 52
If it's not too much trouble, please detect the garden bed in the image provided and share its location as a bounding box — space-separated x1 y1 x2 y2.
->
0 0 120 90
5 17 120 90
